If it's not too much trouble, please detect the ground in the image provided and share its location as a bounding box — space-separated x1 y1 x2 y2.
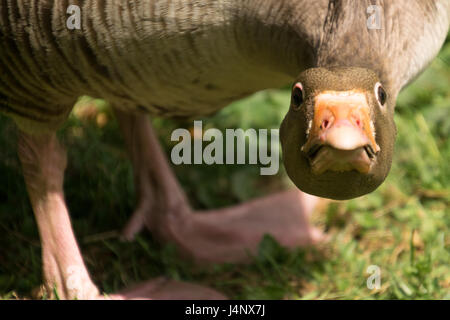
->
0 37 448 300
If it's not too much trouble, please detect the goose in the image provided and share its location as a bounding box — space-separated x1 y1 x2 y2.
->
0 0 448 299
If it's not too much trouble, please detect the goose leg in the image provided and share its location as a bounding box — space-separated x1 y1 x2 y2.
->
17 127 225 300
17 130 99 299
114 109 326 264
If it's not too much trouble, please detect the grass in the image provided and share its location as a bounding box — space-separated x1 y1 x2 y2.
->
0 40 448 300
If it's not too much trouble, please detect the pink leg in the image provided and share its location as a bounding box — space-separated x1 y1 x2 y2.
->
110 278 226 300
17 131 99 299
114 109 326 264
17 128 226 300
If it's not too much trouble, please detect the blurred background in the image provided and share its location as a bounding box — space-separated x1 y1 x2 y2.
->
0 35 448 300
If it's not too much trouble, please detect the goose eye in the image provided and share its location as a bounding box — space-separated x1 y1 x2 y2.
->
292 82 304 109
375 82 387 107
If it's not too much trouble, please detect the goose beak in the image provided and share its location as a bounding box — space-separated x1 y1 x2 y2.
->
301 91 380 175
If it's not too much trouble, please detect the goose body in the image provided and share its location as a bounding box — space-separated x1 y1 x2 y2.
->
1 0 305 126
1 1 448 130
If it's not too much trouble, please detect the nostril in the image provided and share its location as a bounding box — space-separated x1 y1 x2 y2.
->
320 119 329 130
352 113 363 128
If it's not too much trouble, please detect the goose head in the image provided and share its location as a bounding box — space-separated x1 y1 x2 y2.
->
280 67 396 200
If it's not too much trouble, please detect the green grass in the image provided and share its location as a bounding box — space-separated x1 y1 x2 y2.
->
0 41 449 300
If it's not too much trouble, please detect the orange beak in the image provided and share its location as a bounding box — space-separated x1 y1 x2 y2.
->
302 91 380 174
